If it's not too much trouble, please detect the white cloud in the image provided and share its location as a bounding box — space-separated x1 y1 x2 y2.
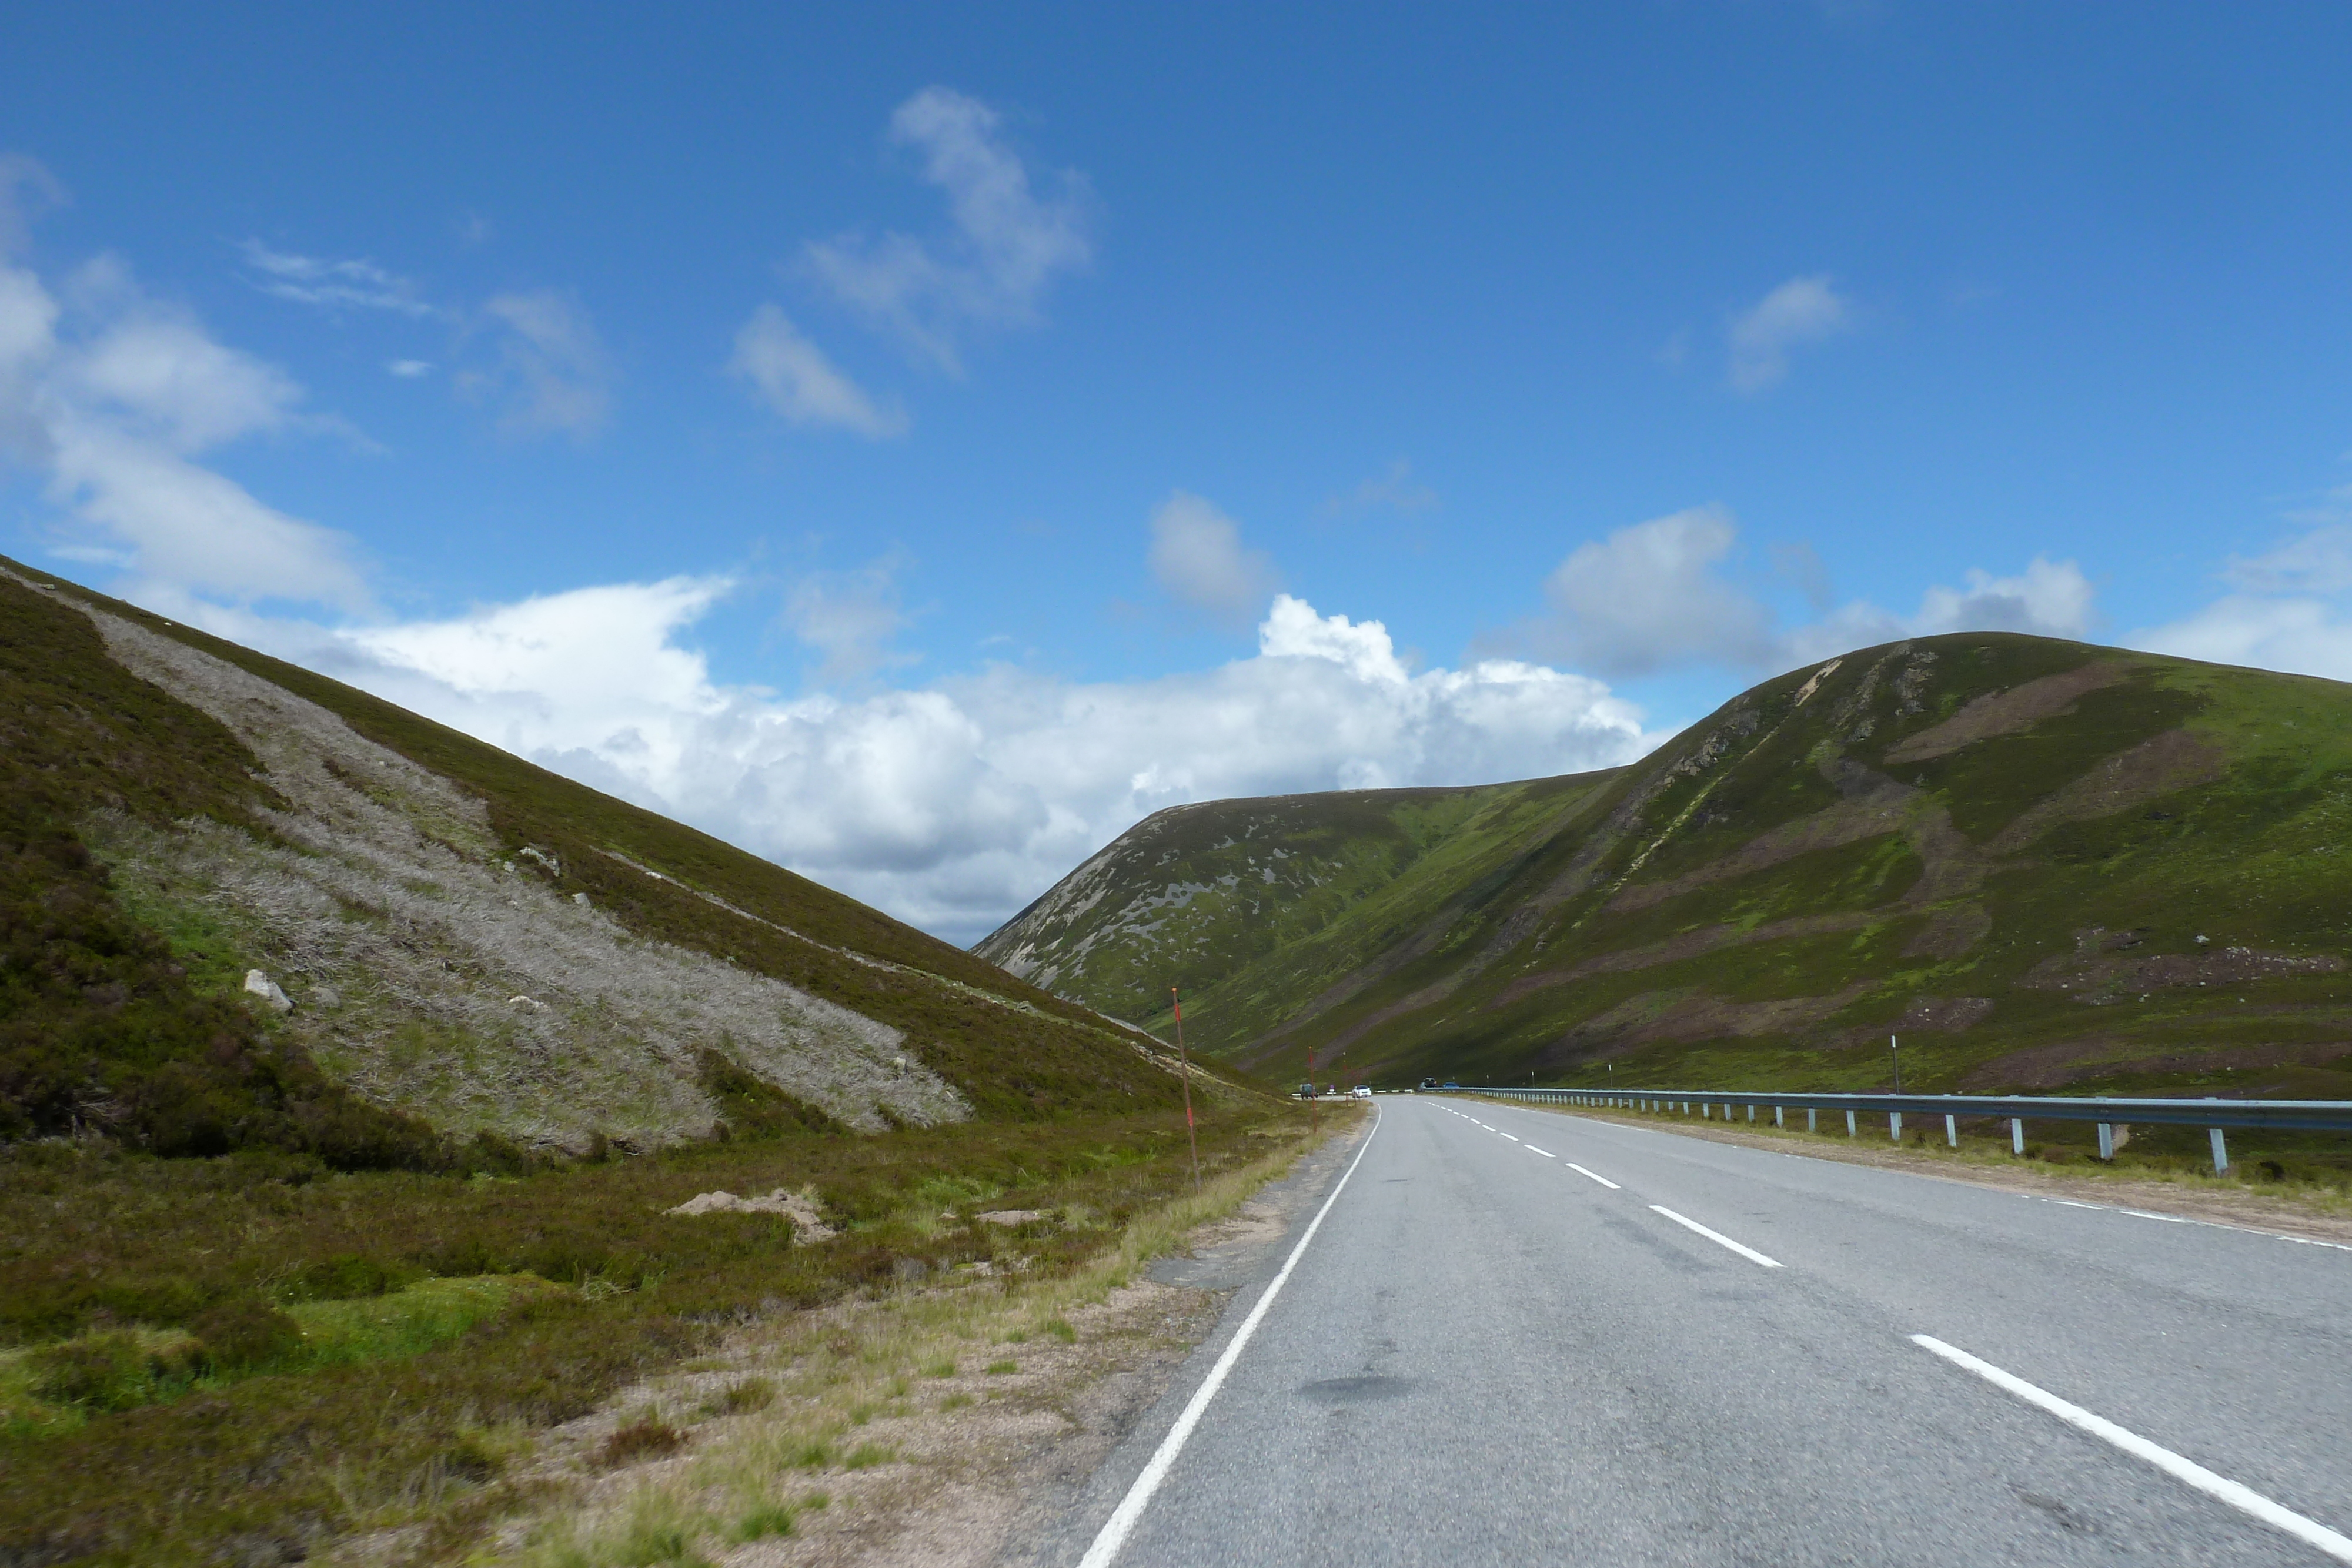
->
1516 505 2096 677
2133 510 2352 680
1529 505 1779 676
467 290 614 440
387 359 433 378
239 240 437 318
1148 491 1280 627
1321 459 1439 518
729 302 907 438
0 154 65 255
803 87 1091 374
1913 556 2095 638
0 237 369 609
266 586 1648 942
1728 274 1853 393
781 554 921 684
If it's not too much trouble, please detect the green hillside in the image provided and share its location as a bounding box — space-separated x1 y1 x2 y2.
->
981 634 2352 1105
1 556 1203 1156
1 557 1298 1566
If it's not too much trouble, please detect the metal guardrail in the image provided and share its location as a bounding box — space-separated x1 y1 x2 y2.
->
1442 1086 2352 1172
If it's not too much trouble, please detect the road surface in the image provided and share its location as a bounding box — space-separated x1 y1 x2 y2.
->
1044 1095 2352 1566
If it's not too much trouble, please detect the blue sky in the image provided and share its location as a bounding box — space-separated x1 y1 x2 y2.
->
5 3 2351 940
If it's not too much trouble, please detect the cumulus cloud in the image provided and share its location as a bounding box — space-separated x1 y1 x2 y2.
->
2133 508 2352 681
781 553 921 684
466 290 614 439
729 302 907 437
1515 504 2096 677
1529 506 1778 676
238 240 436 318
387 359 433 378
263 586 1648 942
0 230 369 609
1728 274 1853 393
1148 492 1281 627
803 86 1091 374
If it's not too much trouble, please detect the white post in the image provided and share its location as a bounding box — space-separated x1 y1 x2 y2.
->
2210 1127 2229 1174
1846 1109 1857 1136
1808 1108 1818 1132
1775 1106 1784 1128
2011 1118 2026 1155
1890 1111 1903 1141
1746 1105 1756 1123
1703 1104 1711 1119
1945 1114 1958 1148
2096 1122 2114 1161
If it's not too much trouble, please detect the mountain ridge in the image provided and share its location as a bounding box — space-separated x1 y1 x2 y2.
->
2 557 1223 1161
980 633 2352 1104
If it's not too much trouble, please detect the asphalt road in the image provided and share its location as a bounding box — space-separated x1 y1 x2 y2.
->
1046 1096 2352 1566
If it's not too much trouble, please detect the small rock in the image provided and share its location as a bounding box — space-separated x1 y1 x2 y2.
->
242 969 292 1013
573 892 590 906
507 995 547 1012
974 1209 1048 1228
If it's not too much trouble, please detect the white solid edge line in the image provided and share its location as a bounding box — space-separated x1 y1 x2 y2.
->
1910 1335 2352 1563
1076 1107 1382 1568
1649 1204 1781 1267
1525 1146 1556 1158
1566 1162 1621 1190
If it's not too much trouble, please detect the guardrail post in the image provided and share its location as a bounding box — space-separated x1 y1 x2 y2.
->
1702 1104 1710 1119
2011 1118 2025 1155
2096 1122 2114 1161
2210 1126 2229 1174
1774 1105 1784 1128
1890 1111 1903 1141
1945 1114 1957 1148
1746 1105 1756 1123
1807 1109 1817 1132
1846 1109 1856 1136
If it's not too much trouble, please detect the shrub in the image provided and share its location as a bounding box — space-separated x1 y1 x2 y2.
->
25 1332 196 1410
596 1416 687 1470
191 1299 303 1372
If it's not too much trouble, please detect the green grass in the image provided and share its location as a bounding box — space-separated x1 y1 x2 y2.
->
0 1099 1298 1565
987 632 2352 1154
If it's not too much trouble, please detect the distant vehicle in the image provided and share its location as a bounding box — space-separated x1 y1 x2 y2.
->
1442 1081 1461 1089
1419 1078 1438 1091
1351 1086 1372 1099
1297 1082 1315 1099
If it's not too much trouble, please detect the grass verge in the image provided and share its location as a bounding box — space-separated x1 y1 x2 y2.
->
489 1114 1355 1567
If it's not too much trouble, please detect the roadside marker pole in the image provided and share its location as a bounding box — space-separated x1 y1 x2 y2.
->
1171 987 1200 1192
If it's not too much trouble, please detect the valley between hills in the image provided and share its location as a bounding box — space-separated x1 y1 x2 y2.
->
981 632 2352 1159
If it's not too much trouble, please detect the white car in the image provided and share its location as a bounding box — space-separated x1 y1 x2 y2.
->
1351 1086 1373 1099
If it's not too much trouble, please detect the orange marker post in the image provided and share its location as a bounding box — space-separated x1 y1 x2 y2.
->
1171 987 1200 1192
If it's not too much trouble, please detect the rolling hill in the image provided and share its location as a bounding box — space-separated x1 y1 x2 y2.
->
1 555 1207 1162
979 633 2352 1103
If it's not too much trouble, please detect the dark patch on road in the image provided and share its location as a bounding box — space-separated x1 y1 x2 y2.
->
1297 1375 1418 1405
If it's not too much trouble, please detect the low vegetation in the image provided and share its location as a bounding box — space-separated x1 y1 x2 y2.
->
0 1102 1299 1564
988 634 2352 1171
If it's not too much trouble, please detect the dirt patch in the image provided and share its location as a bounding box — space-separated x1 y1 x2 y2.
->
1959 1038 2352 1092
669 1187 838 1241
1986 727 2229 853
1501 1104 2352 1248
2020 941 2343 1001
1902 902 1990 959
1882 660 2129 764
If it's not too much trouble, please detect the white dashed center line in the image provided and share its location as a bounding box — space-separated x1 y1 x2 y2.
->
1565 1163 1620 1190
1525 1146 1555 1158
1499 1133 1519 1142
1650 1205 1782 1268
